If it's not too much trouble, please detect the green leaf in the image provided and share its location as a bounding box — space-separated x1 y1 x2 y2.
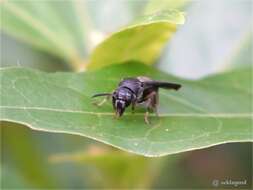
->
0 1 88 70
87 10 184 70
1 121 104 188
49 148 154 188
1 164 30 188
1 122 56 188
1 33 68 71
1 62 252 157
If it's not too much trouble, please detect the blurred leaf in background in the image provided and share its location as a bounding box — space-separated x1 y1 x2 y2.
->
1 0 186 71
1 33 68 72
2 122 252 189
152 143 252 189
1 121 99 188
49 146 161 189
1 1 90 70
88 10 184 70
157 0 253 78
1 0 149 71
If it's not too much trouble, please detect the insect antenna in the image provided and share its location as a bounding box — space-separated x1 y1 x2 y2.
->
92 93 112 98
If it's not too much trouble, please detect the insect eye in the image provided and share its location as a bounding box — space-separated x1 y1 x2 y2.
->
126 93 132 99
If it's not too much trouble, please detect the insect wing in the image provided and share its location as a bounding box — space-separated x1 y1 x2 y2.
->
143 80 181 90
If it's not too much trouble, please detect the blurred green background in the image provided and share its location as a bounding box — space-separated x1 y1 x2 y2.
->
1 0 252 189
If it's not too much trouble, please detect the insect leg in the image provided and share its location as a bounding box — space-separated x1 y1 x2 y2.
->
144 90 159 124
96 98 107 106
131 102 136 113
146 91 159 111
131 94 137 113
144 96 153 124
92 93 112 107
151 89 159 117
144 111 150 125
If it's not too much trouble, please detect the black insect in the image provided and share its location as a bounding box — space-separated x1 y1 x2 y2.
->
92 76 181 124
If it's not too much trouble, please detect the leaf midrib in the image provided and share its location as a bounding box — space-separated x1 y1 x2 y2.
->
1 106 252 118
